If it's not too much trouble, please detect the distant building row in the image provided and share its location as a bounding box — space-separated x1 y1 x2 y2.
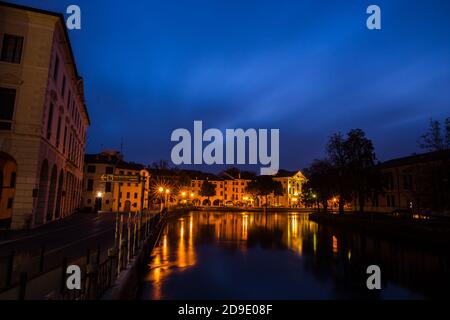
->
82 150 307 212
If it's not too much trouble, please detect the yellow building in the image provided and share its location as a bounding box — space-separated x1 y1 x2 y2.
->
0 2 89 229
83 151 150 213
179 170 306 208
271 170 307 207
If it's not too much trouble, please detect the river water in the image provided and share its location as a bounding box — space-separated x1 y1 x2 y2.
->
141 211 450 300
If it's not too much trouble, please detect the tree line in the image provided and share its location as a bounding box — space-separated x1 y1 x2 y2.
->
304 117 450 215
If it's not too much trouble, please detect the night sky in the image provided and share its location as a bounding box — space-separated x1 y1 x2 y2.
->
8 0 450 172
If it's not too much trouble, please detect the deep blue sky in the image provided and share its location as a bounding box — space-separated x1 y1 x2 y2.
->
9 0 450 172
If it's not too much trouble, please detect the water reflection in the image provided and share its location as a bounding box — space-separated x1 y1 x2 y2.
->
142 211 450 300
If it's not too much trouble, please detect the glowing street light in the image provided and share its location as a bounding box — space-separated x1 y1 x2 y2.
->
97 192 103 198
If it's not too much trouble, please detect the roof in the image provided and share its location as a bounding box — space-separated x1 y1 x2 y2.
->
85 153 122 165
0 1 90 125
378 149 450 169
85 151 146 171
116 161 144 171
274 169 300 178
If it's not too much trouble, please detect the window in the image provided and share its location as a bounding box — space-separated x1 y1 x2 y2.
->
0 87 16 130
7 198 13 209
105 182 112 193
87 179 94 191
105 167 113 174
53 55 59 80
87 165 96 173
56 116 61 148
61 75 66 97
134 192 138 199
126 192 130 199
10 172 16 188
63 126 67 153
46 103 54 140
1 34 23 64
87 199 92 204
403 175 413 190
105 200 110 205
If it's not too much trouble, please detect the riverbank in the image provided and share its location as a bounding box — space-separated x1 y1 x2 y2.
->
168 206 310 213
309 212 450 248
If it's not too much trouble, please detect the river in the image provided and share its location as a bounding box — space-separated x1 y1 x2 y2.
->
141 211 450 300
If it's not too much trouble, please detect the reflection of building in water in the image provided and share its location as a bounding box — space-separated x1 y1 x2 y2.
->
146 217 196 299
145 211 449 299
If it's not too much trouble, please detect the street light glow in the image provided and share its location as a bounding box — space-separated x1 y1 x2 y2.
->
97 192 103 198
158 187 164 193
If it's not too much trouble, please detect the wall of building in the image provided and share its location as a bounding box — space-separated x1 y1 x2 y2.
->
0 5 88 229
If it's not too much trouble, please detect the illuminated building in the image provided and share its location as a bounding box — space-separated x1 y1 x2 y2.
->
0 2 89 229
83 151 150 212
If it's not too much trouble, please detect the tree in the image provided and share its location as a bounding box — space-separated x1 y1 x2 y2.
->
245 176 281 207
326 129 379 214
327 132 352 215
200 181 216 205
151 160 171 170
420 117 450 151
245 180 260 206
420 119 443 151
300 188 316 208
303 159 336 212
445 117 450 149
344 129 379 214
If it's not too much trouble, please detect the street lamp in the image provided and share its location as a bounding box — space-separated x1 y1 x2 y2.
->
312 194 319 210
158 187 164 211
165 189 170 209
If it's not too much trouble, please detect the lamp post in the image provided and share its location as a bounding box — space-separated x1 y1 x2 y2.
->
312 194 318 211
165 189 170 210
95 192 103 213
158 187 164 212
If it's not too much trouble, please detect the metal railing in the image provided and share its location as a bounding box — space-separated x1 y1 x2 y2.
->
0 211 164 300
59 212 164 300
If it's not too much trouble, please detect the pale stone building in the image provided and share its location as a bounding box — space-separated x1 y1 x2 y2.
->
0 2 89 229
271 170 307 207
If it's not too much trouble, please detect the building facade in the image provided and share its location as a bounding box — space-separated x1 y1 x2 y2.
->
179 170 306 208
83 151 150 213
271 170 307 207
355 150 450 215
0 3 89 229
